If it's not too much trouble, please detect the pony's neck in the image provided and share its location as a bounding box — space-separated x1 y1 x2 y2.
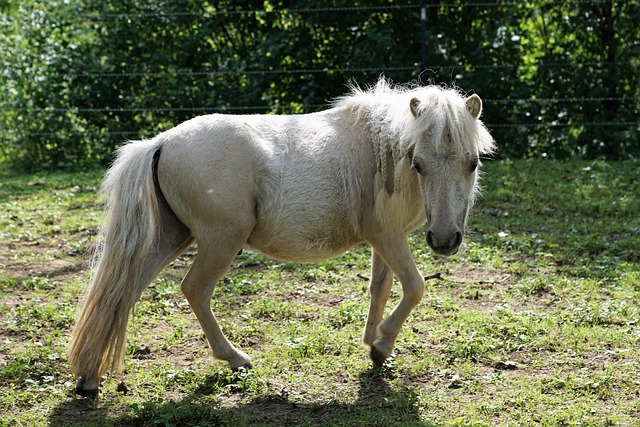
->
360 103 414 197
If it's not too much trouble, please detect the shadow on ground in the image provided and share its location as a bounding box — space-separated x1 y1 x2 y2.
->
49 368 434 426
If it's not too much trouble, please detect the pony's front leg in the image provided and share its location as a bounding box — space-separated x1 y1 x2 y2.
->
362 251 393 347
368 233 425 366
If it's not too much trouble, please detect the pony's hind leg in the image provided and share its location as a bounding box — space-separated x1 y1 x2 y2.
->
362 251 393 349
181 241 252 370
72 208 193 397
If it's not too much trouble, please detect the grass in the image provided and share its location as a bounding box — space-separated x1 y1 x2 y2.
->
0 159 639 426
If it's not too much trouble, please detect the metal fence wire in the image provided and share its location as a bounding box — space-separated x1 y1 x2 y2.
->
1 1 638 163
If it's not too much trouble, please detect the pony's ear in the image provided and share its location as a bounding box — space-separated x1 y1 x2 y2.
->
465 94 482 119
409 97 421 118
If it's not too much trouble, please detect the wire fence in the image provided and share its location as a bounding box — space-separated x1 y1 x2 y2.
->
2 0 638 162
8 90 637 137
78 1 609 18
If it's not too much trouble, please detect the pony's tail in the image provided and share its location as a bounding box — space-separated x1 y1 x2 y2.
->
68 138 164 382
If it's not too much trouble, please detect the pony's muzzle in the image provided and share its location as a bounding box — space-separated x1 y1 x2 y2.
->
426 229 462 256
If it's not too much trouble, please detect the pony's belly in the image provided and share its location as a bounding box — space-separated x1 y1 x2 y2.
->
250 245 347 263
247 226 361 263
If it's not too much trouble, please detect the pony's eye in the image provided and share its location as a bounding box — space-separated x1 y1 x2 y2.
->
470 160 479 172
411 159 423 174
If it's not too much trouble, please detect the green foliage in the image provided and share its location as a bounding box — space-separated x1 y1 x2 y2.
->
1 1 639 171
420 0 640 159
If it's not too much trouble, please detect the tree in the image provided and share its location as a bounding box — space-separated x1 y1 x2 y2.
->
1 0 638 171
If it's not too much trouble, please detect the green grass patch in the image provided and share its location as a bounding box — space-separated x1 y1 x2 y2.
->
1 160 639 426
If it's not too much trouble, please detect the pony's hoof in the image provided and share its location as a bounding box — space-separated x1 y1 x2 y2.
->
75 378 99 398
231 360 253 372
228 349 252 371
370 345 388 367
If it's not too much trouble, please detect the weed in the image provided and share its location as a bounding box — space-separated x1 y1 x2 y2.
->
1 161 639 426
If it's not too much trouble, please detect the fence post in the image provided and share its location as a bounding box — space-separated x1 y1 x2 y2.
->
420 0 428 84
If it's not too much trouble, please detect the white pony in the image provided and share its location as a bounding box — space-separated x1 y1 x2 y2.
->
69 78 495 396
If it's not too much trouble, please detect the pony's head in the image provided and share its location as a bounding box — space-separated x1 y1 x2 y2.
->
407 87 495 256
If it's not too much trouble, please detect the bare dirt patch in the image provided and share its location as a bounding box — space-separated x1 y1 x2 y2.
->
0 241 88 282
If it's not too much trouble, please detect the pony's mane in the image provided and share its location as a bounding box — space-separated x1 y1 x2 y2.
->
334 78 496 157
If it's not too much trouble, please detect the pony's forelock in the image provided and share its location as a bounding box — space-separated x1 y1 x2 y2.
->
334 77 496 156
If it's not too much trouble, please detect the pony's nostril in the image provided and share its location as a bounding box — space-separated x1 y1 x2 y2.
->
428 229 462 255
426 230 437 249
450 231 463 250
